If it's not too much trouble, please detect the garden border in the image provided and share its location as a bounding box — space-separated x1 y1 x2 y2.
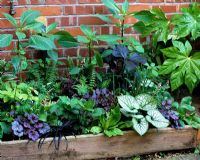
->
0 126 199 160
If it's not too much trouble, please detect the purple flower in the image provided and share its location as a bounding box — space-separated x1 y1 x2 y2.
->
28 130 40 141
28 114 39 124
38 123 50 134
23 122 31 129
12 121 24 137
34 123 43 129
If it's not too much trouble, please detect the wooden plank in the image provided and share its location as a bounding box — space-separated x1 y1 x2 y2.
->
196 129 200 146
0 126 197 160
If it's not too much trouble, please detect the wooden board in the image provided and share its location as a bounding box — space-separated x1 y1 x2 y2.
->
0 126 198 160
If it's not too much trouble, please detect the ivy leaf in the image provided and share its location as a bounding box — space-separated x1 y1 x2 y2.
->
132 117 149 136
0 34 13 48
146 110 169 128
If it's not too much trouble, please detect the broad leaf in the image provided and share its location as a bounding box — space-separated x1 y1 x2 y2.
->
29 35 56 50
146 110 169 128
46 22 58 33
132 118 149 136
55 31 78 48
3 13 18 27
47 50 58 61
101 0 120 15
159 41 200 93
118 95 140 111
135 94 157 111
20 10 40 26
104 128 123 137
96 14 112 23
171 3 200 40
0 34 13 48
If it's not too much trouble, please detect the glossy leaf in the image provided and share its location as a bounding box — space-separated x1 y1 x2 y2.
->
0 34 13 48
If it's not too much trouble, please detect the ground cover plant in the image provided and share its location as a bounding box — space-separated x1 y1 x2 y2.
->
0 0 200 151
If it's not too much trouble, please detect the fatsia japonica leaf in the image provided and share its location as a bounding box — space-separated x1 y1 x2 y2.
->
146 110 169 128
132 118 149 136
133 8 170 45
159 41 200 93
171 3 200 40
0 34 13 48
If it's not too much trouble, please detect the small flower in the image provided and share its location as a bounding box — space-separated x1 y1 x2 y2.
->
28 130 40 141
23 122 31 129
34 123 43 129
12 121 24 137
28 113 39 124
39 123 50 134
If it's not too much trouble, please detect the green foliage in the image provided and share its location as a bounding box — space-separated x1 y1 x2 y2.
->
0 34 13 48
118 94 169 136
0 81 39 103
26 59 60 100
173 97 200 129
91 107 131 137
171 3 200 40
97 0 144 52
0 60 15 82
159 41 200 93
134 8 170 46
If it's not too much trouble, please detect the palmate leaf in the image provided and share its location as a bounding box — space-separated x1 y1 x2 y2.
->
132 118 149 136
146 110 169 128
159 41 200 93
133 8 170 45
0 34 13 48
171 3 200 40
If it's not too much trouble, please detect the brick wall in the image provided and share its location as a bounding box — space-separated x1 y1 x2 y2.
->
0 0 197 63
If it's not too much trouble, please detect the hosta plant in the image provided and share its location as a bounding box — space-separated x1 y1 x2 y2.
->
159 40 200 93
117 94 169 136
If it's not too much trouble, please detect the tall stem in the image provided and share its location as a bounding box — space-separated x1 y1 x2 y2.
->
121 18 125 44
88 42 92 64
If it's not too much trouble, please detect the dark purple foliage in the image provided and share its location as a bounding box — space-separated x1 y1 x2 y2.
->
83 88 115 112
11 114 50 141
160 99 182 129
112 45 146 71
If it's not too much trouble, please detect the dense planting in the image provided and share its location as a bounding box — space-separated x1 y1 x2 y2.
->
0 0 200 148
